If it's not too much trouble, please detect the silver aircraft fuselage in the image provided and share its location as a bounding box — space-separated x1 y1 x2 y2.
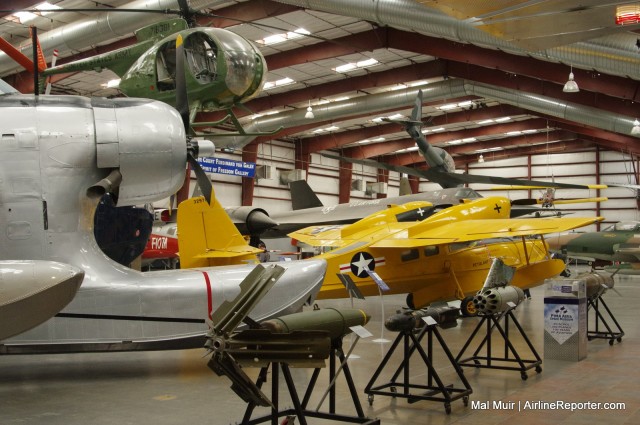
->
0 94 326 353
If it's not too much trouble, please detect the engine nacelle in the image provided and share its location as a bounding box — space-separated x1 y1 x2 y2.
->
224 206 278 235
91 98 186 206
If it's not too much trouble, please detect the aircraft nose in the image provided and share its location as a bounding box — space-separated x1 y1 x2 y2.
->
246 210 279 234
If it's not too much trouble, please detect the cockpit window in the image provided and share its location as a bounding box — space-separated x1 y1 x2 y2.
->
395 204 453 222
156 34 218 91
608 221 640 231
455 188 481 199
184 33 217 84
449 238 513 253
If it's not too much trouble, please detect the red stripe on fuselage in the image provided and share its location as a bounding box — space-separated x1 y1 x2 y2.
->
201 271 213 320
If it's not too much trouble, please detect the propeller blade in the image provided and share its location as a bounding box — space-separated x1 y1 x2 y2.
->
175 34 190 132
187 153 212 205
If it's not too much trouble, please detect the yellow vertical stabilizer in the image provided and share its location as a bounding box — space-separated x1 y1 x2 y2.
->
177 194 261 268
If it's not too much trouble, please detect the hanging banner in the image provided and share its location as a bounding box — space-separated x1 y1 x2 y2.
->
197 157 256 178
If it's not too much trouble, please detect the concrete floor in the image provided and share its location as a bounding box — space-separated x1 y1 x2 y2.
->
1 269 639 425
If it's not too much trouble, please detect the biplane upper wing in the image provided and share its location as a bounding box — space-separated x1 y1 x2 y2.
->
371 216 603 248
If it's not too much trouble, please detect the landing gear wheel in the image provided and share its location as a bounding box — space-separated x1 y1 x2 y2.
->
390 386 397 397
535 365 542 373
617 337 623 343
444 402 451 414
521 372 528 381
368 394 374 406
609 339 615 346
460 296 477 317
463 396 469 407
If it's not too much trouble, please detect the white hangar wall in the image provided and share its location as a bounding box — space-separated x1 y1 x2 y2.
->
468 150 639 232
168 143 637 231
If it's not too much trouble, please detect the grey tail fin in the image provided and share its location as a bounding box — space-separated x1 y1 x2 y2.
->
399 176 413 196
290 180 323 210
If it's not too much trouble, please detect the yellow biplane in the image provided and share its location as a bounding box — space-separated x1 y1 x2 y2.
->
289 196 602 315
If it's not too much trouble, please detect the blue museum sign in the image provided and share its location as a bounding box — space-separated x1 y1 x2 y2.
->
197 157 256 178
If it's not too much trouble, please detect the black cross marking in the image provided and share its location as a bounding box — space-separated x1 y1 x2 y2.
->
494 203 502 214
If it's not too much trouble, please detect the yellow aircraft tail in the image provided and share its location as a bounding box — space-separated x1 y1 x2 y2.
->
177 193 261 268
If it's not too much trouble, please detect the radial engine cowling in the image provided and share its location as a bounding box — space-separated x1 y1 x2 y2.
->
91 98 187 206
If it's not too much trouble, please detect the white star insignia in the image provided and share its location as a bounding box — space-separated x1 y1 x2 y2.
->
352 253 373 276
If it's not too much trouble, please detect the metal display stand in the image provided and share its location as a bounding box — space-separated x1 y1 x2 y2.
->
364 322 472 414
237 338 379 425
587 295 624 345
456 307 542 381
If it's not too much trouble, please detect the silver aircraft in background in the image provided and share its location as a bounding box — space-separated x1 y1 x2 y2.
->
0 79 326 353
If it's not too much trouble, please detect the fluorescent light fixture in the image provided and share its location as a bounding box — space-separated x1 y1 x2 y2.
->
476 147 504 153
430 127 445 132
438 103 458 110
263 77 295 90
505 131 522 136
334 63 357 73
390 84 407 91
495 116 511 122
357 138 385 144
101 79 121 88
396 146 420 153
313 125 339 133
477 119 494 125
445 139 463 145
371 117 384 123
357 58 378 67
332 96 350 102
462 137 477 142
257 28 310 46
388 113 405 120
262 34 286 45
11 2 61 23
333 58 379 73
407 81 429 87
522 129 537 134
457 101 473 107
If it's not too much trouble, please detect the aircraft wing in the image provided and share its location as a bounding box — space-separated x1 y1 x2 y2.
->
194 245 262 259
371 216 603 248
289 222 413 248
321 152 597 189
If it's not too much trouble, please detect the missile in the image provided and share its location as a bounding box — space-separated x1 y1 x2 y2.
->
549 272 614 300
473 286 525 314
0 260 84 340
260 307 370 340
385 305 460 332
